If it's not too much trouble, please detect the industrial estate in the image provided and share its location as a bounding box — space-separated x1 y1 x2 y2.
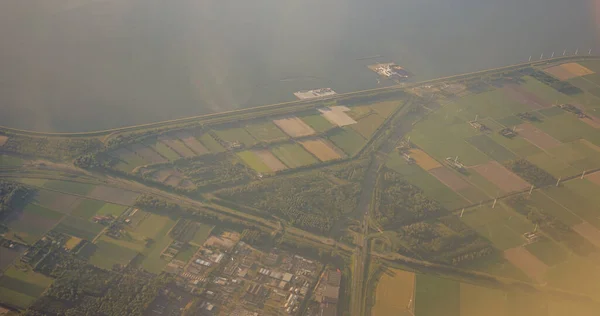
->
2 56 600 316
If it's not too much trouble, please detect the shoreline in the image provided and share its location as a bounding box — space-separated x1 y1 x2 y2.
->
1 55 597 137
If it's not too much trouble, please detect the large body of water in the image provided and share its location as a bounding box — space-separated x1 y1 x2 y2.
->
1 0 598 132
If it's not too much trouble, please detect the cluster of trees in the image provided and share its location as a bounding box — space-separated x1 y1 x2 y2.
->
216 165 365 233
27 268 170 316
530 70 583 95
398 220 493 265
507 195 596 255
134 194 181 214
0 180 32 216
373 171 445 229
170 153 252 190
505 159 556 187
240 228 270 245
2 134 102 161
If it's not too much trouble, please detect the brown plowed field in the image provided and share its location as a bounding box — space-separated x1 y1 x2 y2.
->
47 194 83 214
516 123 561 149
300 139 343 162
580 116 600 128
504 246 548 282
273 117 316 137
473 161 530 194
158 136 196 157
573 222 600 248
429 167 471 191
410 149 441 170
255 150 287 171
131 144 167 164
175 132 208 155
586 171 600 185
88 186 140 206
503 84 551 109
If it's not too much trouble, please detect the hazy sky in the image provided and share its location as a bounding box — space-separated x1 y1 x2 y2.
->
1 0 598 132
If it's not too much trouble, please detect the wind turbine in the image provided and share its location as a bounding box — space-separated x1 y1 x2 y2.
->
563 49 567 56
575 48 579 55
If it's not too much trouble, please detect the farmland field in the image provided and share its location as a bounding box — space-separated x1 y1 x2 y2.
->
214 127 258 147
150 140 181 161
0 155 22 167
175 131 208 155
299 114 335 133
158 136 196 158
190 223 214 246
53 215 104 241
95 203 128 217
402 166 468 210
271 143 318 168
0 267 52 309
371 269 414 316
89 240 138 269
524 238 567 266
328 128 366 156
174 244 198 262
414 274 459 316
504 246 548 282
34 190 83 214
198 134 226 152
254 150 287 172
87 185 140 206
245 121 288 142
370 101 401 118
409 149 441 171
237 151 272 173
131 143 168 164
42 180 94 196
466 134 516 162
350 114 385 138
300 139 344 162
459 283 507 316
472 161 530 194
273 117 316 137
460 204 532 250
71 199 108 219
5 203 64 244
318 106 357 126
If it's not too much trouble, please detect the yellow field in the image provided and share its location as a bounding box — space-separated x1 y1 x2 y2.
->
371 269 415 316
562 63 594 77
65 236 82 250
409 149 441 170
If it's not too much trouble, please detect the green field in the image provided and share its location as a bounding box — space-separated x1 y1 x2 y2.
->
466 134 516 162
524 238 567 267
408 112 490 166
350 114 386 139
271 143 318 168
89 240 138 269
402 166 468 210
6 204 64 244
460 204 532 250
328 128 366 156
174 244 198 262
54 215 104 241
214 127 258 147
488 132 541 157
237 151 272 173
198 134 226 152
370 101 401 118
299 114 335 133
190 223 213 247
139 217 176 274
134 213 176 240
151 141 181 161
527 191 582 226
71 199 107 219
532 113 600 146
542 183 600 229
0 155 23 167
526 151 579 178
96 203 128 217
460 283 508 316
0 267 52 308
245 121 288 142
415 274 460 316
450 89 529 120
42 180 95 196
